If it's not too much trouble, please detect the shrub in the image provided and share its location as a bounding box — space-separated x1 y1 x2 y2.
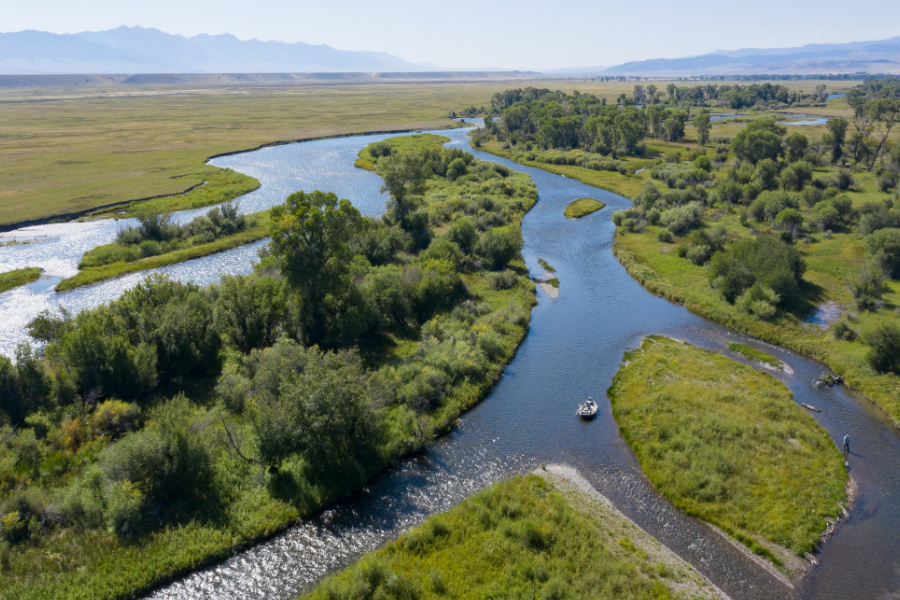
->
863 323 900 373
659 203 702 235
476 227 522 270
832 320 858 341
99 395 216 527
446 158 468 181
846 267 886 311
447 217 478 254
656 229 674 243
708 235 805 306
737 283 780 320
865 228 900 277
489 270 519 290
104 480 145 536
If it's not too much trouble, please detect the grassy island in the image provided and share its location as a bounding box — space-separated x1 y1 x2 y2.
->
728 342 783 370
0 268 42 294
56 203 270 291
609 336 847 567
0 134 538 599
302 469 723 600
564 197 606 219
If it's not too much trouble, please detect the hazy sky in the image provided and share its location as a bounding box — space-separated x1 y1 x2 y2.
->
5 0 900 70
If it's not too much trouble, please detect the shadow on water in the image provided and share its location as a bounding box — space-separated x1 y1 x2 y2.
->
1 123 895 600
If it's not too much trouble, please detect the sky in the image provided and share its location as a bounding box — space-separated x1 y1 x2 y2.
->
4 0 900 70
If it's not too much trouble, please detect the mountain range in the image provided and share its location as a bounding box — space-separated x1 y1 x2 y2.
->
601 36 900 76
0 27 438 74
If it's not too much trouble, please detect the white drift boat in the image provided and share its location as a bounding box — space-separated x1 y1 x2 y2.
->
576 397 598 420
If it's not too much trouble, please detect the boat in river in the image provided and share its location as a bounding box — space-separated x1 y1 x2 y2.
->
576 397 598 419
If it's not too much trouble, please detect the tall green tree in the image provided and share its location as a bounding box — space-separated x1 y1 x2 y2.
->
377 152 428 229
731 119 785 164
824 117 848 165
268 190 364 343
694 113 712 146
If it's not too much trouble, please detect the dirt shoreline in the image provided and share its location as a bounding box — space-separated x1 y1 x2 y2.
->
537 463 731 600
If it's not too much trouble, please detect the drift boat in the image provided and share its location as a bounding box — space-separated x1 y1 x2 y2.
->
576 397 598 420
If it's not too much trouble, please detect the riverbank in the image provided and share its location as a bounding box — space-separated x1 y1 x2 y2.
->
613 236 900 428
301 466 727 600
608 336 848 573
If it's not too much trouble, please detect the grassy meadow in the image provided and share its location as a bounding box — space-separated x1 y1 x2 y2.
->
609 336 847 566
0 78 856 228
301 472 723 600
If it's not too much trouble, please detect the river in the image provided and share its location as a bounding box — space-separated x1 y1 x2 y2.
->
1 122 898 599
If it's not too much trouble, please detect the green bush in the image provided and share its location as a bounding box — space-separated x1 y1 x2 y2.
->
863 323 900 373
476 227 522 270
865 228 900 277
659 203 702 235
447 217 478 254
708 235 805 307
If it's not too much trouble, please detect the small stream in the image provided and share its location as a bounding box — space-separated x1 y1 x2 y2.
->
1 122 898 599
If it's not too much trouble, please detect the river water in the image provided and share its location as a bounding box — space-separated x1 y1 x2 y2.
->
1 122 898 599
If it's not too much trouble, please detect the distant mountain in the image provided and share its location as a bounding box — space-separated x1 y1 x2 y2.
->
602 36 900 76
0 26 439 74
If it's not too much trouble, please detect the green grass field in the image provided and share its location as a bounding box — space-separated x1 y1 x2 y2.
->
301 471 722 600
0 78 856 228
0 267 41 294
609 336 847 566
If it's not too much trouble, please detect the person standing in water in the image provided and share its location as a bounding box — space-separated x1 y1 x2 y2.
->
843 433 850 453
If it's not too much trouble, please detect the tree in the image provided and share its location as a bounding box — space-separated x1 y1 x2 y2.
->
377 152 428 229
867 98 900 169
251 346 387 483
865 228 900 277
731 119 785 164
785 133 809 162
824 118 848 164
694 113 712 146
268 190 364 343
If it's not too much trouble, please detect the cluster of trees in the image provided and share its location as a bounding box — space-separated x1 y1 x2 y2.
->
0 138 538 568
842 78 900 170
645 82 826 108
483 88 696 156
80 201 250 268
613 111 900 373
